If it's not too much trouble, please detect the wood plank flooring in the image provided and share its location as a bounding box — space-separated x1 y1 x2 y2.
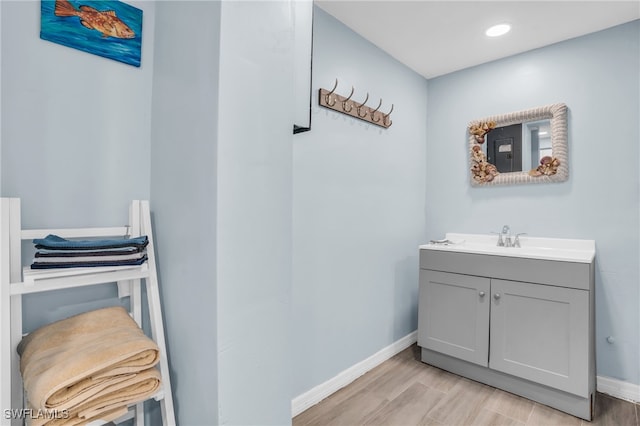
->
294 344 639 426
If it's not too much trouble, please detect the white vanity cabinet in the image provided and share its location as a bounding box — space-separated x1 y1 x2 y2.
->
418 237 595 420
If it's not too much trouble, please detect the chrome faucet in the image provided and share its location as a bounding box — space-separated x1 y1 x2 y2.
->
502 225 513 247
493 225 525 248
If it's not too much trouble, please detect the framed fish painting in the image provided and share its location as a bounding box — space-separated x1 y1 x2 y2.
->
40 0 143 67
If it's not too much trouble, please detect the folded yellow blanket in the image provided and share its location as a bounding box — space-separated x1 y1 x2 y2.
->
27 369 161 426
17 306 161 425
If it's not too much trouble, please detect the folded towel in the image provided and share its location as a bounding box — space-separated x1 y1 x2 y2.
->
30 255 148 269
33 235 148 251
28 369 160 426
24 405 128 426
18 306 161 425
33 252 147 263
42 406 128 426
35 246 146 257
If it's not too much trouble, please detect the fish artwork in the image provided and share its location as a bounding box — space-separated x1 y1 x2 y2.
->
41 0 143 66
54 0 135 39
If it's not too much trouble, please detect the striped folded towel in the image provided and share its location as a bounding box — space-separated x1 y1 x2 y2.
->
30 235 149 269
33 235 148 251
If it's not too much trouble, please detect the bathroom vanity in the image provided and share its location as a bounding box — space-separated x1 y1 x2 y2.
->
418 233 596 420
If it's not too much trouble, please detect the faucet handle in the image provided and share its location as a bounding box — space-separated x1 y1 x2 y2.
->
514 233 527 248
490 231 505 246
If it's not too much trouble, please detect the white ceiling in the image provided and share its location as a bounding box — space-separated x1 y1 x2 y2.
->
315 1 640 79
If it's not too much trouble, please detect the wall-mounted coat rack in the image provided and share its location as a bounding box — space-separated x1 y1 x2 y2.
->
318 79 393 128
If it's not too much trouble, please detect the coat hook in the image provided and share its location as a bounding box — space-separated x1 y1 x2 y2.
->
356 92 370 118
383 104 394 126
325 78 338 107
342 87 355 113
317 80 393 129
370 99 383 122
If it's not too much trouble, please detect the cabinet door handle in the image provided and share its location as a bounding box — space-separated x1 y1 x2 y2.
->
494 293 501 300
479 291 486 297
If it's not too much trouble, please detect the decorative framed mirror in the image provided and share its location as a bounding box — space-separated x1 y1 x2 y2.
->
468 103 568 186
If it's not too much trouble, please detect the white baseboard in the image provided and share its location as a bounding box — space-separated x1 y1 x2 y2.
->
597 375 640 403
291 334 640 418
291 331 418 417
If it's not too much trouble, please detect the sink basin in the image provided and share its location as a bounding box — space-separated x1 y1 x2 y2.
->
419 233 595 263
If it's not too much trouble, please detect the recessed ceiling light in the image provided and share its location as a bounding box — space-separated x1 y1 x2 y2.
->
486 24 511 37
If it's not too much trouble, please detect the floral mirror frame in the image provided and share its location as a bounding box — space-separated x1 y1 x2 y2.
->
468 103 568 186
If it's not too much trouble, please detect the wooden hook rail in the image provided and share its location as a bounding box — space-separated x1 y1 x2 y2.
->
318 79 393 128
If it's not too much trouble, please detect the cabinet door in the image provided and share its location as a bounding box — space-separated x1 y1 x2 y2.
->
418 270 490 366
489 279 589 397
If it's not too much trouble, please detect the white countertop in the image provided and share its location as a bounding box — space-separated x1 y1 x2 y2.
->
420 233 595 263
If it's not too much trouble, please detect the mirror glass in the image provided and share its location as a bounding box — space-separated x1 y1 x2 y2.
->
468 103 568 186
484 119 551 173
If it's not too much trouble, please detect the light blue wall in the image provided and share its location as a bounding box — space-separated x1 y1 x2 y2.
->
1 1 158 423
152 1 297 423
426 20 640 386
1 0 154 229
0 0 155 330
292 7 428 397
2 1 296 424
3 3 638 424
150 2 221 425
215 2 294 424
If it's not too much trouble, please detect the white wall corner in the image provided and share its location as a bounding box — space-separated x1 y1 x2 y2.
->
291 331 418 418
597 375 640 404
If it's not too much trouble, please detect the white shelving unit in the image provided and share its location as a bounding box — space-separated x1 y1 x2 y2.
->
0 199 175 426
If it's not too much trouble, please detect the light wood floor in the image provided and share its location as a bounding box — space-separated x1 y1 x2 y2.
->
294 344 639 426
